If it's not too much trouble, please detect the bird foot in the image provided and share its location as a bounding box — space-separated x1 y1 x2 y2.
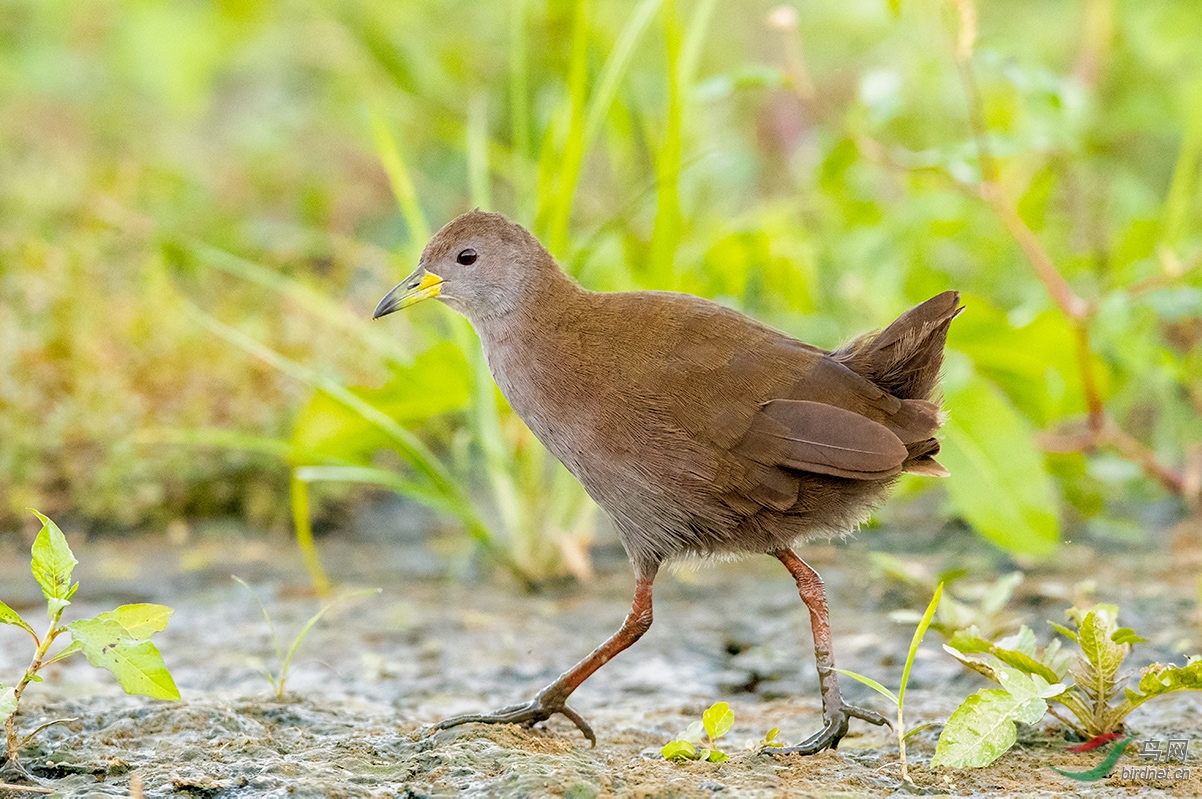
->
432 691 597 746
765 703 891 756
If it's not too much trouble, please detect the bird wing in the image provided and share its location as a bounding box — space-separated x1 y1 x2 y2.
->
733 399 907 480
657 303 939 484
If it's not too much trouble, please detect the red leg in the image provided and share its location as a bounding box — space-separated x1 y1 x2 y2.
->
434 573 655 746
770 548 889 754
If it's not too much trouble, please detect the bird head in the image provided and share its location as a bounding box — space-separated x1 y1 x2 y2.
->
373 210 556 324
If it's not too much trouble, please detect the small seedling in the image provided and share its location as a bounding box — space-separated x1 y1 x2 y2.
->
0 511 179 777
748 726 784 751
837 582 943 783
234 577 380 700
877 557 1022 641
934 603 1202 768
662 701 734 763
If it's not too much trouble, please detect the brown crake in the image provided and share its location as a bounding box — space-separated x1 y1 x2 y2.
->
374 210 962 753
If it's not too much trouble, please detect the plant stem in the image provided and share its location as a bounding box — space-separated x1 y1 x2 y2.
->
949 3 1194 501
1046 705 1089 740
5 611 66 766
897 704 910 783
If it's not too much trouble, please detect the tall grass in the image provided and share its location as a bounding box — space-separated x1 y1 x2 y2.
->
3 1 1198 576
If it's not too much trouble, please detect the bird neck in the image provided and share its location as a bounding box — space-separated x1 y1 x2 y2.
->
472 264 584 340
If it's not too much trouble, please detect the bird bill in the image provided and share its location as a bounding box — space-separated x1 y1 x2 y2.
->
373 267 443 318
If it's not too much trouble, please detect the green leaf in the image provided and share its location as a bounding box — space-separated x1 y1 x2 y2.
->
979 572 1024 617
943 644 1001 682
0 685 16 717
1110 628 1148 646
945 626 1062 685
995 625 1038 657
29 510 78 612
900 583 943 706
46 640 82 664
835 669 898 705
939 368 1059 556
661 739 698 760
0 601 35 638
1077 608 1128 688
1126 658 1202 707
681 720 704 744
764 727 779 743
902 721 940 741
705 749 729 762
1038 638 1074 681
932 667 1063 768
992 648 1061 685
290 341 472 462
1048 621 1078 643
92 604 174 639
951 303 1093 425
67 617 180 700
702 701 733 741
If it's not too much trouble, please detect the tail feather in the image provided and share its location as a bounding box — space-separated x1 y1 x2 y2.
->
903 436 949 477
833 290 963 401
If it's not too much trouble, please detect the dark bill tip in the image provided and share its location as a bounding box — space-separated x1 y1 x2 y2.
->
373 285 404 319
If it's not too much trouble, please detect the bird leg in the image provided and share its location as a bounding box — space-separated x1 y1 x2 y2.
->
768 548 890 755
433 573 655 746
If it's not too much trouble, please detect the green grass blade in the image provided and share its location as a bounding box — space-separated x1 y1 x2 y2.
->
1162 79 1202 246
277 587 381 698
1051 736 1133 781
232 576 284 665
369 105 430 248
468 93 492 209
835 668 899 705
650 0 683 281
137 428 293 460
184 240 411 364
581 0 663 151
546 0 591 256
294 464 462 519
290 474 331 595
183 298 453 491
680 0 717 87
548 0 662 255
901 721 940 741
899 582 944 706
509 0 532 209
181 299 537 584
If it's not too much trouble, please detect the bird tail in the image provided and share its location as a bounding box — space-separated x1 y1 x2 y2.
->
832 291 963 402
833 291 964 477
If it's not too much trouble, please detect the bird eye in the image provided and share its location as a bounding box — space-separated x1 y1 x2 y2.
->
456 248 477 265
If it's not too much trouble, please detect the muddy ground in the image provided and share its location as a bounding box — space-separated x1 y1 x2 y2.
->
0 504 1200 798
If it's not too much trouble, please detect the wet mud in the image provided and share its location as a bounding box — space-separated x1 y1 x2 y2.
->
0 512 1199 797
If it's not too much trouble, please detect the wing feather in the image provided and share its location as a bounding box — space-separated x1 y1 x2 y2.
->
735 399 907 480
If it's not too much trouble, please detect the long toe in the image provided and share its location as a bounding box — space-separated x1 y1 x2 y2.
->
433 699 551 731
431 698 596 746
845 703 891 729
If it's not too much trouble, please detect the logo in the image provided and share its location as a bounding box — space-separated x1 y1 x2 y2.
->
1051 735 1192 782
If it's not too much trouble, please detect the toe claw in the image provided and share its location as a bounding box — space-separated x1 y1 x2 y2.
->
558 704 597 746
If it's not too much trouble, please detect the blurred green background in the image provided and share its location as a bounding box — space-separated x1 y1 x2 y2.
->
1 0 1199 589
